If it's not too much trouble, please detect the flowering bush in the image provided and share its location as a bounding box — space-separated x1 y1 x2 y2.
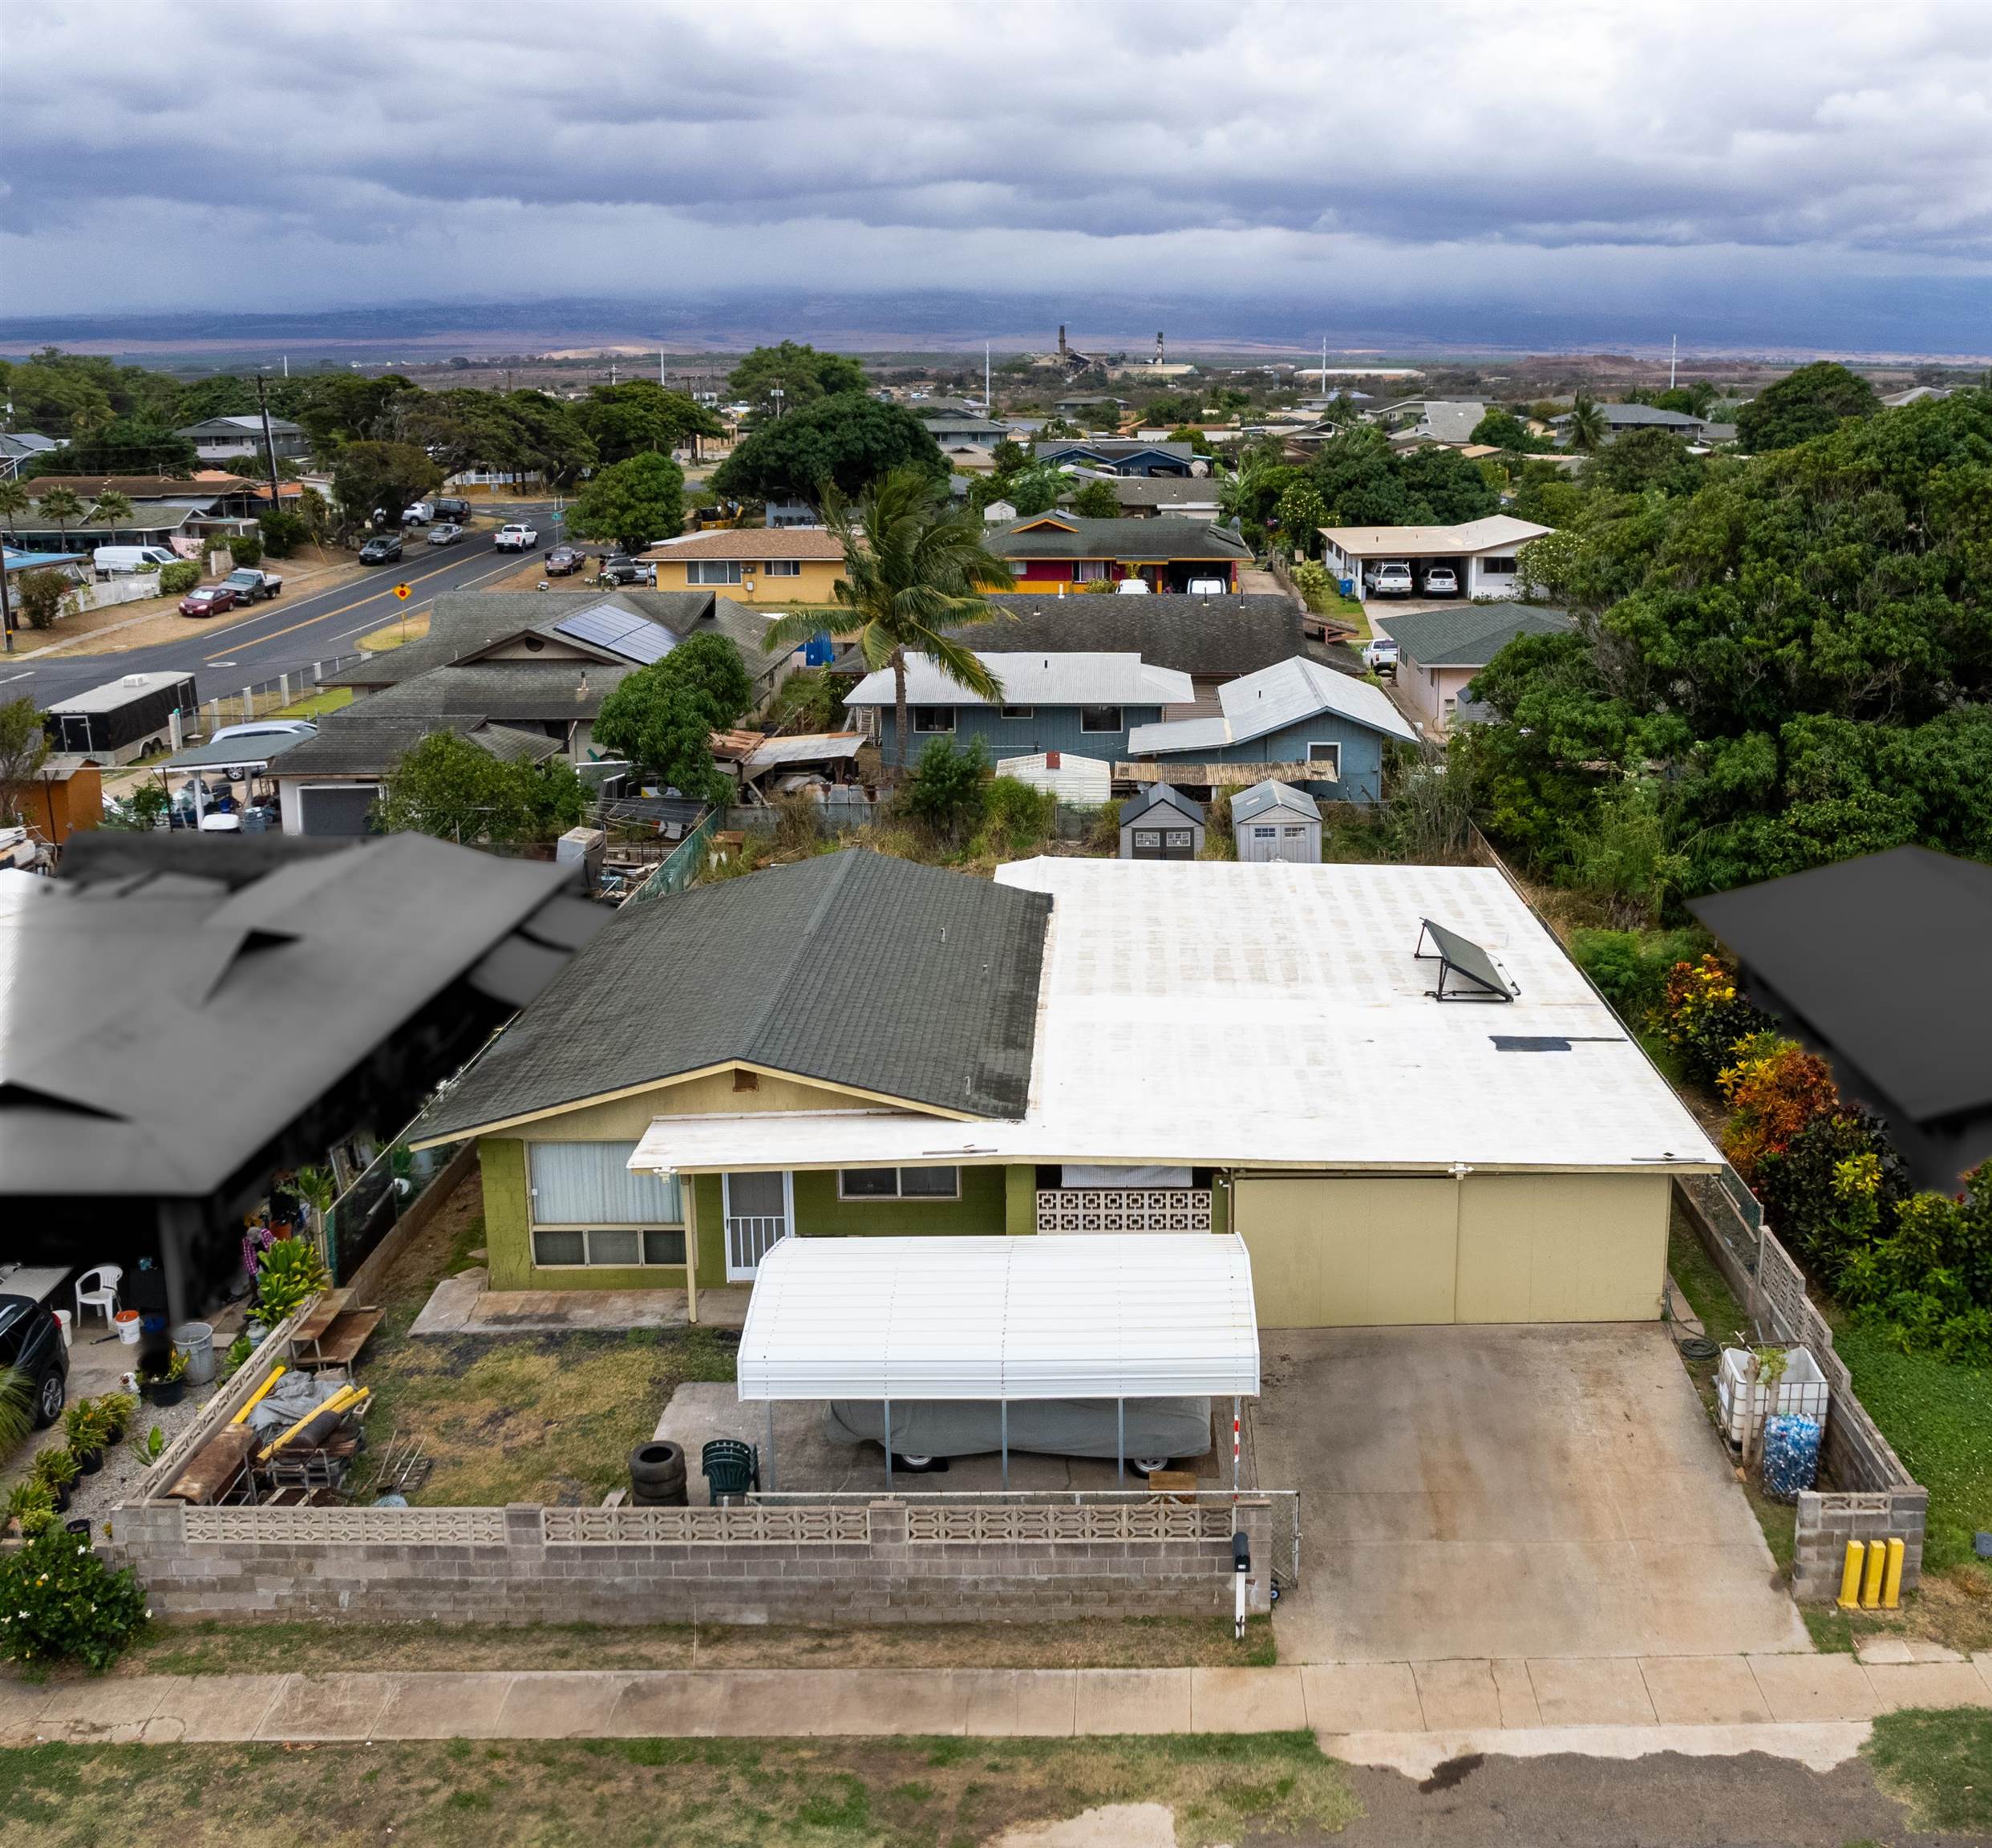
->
0 1529 149 1670
1717 1033 1841 1186
1660 954 1769 1083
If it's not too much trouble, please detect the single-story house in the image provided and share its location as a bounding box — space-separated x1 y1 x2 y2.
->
1319 515 1553 604
175 415 312 462
1379 401 1487 448
988 511 1250 593
1075 476 1225 521
412 849 1719 1324
1690 847 1992 1194
1550 403 1711 444
916 413 1011 448
0 432 59 479
642 527 845 604
1053 393 1125 417
6 473 274 554
2 830 605 1320
843 650 1192 764
1119 783 1205 860
1033 439 1200 478
1231 780 1321 862
1125 655 1416 801
1372 606 1573 734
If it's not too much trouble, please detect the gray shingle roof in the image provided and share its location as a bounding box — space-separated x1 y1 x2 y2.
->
1373 606 1572 670
419 849 1053 1137
1121 784 1204 826
351 659 628 721
1231 781 1320 824
941 594 1310 678
270 714 566 778
988 516 1249 561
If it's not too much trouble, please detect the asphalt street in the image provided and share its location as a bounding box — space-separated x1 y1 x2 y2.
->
1 500 563 712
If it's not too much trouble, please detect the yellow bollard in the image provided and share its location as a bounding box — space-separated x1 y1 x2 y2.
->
1860 1537 1886 1609
1882 1536 1905 1610
1836 1540 1866 1610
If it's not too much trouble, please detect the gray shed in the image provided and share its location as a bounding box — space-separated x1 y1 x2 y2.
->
1231 780 1321 863
1119 783 1205 861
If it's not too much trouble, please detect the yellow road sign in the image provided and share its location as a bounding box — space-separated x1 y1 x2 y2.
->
394 583 412 600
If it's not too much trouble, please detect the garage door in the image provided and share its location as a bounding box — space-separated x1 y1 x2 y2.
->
298 783 380 837
1233 1173 1669 1327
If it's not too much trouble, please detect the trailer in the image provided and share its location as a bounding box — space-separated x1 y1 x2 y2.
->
43 671 199 764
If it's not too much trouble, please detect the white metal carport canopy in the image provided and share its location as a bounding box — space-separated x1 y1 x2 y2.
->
735 1233 1261 1489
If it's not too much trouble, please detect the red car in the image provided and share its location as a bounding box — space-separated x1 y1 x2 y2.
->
179 583 241 619
544 545 588 576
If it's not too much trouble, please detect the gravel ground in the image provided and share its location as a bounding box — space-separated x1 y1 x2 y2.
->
63 1388 212 1535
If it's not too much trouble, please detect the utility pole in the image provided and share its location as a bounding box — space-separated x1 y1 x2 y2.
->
1 541 14 654
659 348 666 389
985 342 991 415
254 370 284 532
1670 335 1678 391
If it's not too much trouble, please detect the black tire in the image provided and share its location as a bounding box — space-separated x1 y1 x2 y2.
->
629 1441 686 1489
32 1367 65 1429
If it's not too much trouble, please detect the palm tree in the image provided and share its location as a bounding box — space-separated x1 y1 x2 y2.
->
0 479 27 541
1565 395 1608 455
89 491 134 542
762 468 1014 778
34 485 83 548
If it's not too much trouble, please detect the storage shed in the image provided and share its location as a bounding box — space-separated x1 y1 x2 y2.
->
1119 784 1204 860
1232 781 1320 863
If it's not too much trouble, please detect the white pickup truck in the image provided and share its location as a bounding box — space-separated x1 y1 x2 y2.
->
493 522 540 552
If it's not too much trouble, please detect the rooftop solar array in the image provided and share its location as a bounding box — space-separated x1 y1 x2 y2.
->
553 603 678 665
1416 917 1519 1003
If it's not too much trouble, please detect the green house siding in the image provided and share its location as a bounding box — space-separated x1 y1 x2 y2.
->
792 1165 1009 1238
692 1173 726 1280
479 1135 692 1293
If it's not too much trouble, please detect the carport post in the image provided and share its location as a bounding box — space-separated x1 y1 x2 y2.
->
1116 1399 1124 1484
1232 1396 1241 1492
765 1402 776 1493
1000 1400 1009 1489
883 1398 892 1490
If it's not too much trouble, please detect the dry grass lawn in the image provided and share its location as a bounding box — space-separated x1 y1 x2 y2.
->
0 1734 1357 1848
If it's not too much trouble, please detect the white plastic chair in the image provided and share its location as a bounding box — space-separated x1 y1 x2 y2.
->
75 1265 122 1328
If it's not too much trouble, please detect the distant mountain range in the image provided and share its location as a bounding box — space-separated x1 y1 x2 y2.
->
3 284 1988 365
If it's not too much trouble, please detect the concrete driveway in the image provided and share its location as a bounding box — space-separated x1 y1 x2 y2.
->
1252 1323 1809 1664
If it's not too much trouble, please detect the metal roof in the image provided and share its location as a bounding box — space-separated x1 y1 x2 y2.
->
736 1233 1261 1402
1372 606 1573 669
1230 781 1320 824
844 651 1193 710
44 672 197 716
416 849 1053 1140
743 732 864 770
1128 656 1415 756
1318 516 1552 557
162 730 314 771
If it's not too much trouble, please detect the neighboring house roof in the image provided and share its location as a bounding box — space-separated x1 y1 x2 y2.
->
1551 403 1703 431
743 732 864 772
629 860 1723 1174
1879 387 1953 408
342 659 622 723
175 415 306 437
1411 402 1487 444
1696 424 1739 444
416 849 1054 1137
0 833 588 1197
844 651 1194 710
917 416 1009 440
644 527 844 561
1318 515 1552 557
1094 478 1225 512
269 714 564 779
0 433 59 458
989 513 1249 562
1128 656 1417 756
22 476 245 505
1121 784 1204 826
1034 438 1195 463
1231 780 1321 824
1688 847 1992 1125
1372 606 1573 669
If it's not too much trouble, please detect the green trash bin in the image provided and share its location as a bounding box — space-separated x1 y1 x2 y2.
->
702 1439 759 1503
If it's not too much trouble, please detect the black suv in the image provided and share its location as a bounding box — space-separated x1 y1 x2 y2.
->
358 534 403 565
0 1295 70 1427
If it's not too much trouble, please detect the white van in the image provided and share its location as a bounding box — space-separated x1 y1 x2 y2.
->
1114 578 1152 594
93 545 180 577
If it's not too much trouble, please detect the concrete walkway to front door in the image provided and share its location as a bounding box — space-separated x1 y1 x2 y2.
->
1253 1323 1810 1664
409 1266 751 1335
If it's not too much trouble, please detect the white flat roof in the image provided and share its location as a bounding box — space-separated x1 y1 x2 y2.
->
1128 656 1415 755
1318 516 1551 557
736 1233 1261 1401
844 652 1193 709
631 861 1721 1177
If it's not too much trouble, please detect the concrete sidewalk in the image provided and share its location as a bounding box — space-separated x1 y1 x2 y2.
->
3 1653 1986 1753
410 1266 751 1335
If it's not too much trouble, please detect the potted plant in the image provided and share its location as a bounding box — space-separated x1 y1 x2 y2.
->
6 1481 57 1541
63 1400 111 1474
254 1234 331 1327
32 1446 79 1512
99 1392 138 1445
141 1348 188 1408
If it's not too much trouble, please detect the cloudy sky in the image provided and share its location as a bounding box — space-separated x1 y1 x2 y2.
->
3 1 1990 349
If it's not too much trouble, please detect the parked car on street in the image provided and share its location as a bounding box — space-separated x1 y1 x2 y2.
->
1365 561 1414 597
221 567 283 602
402 502 434 525
178 583 241 619
597 555 654 586
427 522 464 547
0 1295 70 1427
1362 636 1399 671
544 545 587 576
93 545 180 577
209 719 318 780
431 496 473 523
494 522 539 551
1421 565 1459 596
358 534 403 565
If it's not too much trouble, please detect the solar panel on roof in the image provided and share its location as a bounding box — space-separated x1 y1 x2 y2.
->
1415 918 1519 1003
552 604 678 665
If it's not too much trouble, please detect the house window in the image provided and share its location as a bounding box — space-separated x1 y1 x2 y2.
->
1079 706 1123 734
999 704 1034 719
913 706 956 733
532 1227 687 1268
1253 826 1277 840
763 559 803 577
1075 560 1109 582
686 561 744 585
1306 742 1342 773
1281 826 1306 838
1480 555 1517 576
838 1166 961 1201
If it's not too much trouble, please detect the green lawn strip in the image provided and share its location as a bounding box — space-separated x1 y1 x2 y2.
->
273 686 353 719
0 1733 1358 1847
1863 1708 1992 1835
1828 1320 1992 1574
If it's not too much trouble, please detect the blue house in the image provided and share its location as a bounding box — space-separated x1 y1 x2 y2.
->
843 651 1194 766
1128 657 1416 804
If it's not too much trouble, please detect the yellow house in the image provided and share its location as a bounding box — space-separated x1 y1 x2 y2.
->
642 527 846 605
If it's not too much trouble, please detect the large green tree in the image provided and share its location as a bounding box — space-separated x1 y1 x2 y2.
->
565 452 686 553
727 342 868 416
709 393 946 506
762 467 1012 776
1735 361 1881 453
574 381 722 465
590 634 757 804
330 441 443 529
376 731 589 844
0 695 51 825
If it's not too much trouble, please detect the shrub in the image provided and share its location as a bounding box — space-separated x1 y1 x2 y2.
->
255 1233 330 1323
156 559 200 596
901 736 989 837
1569 927 1704 1023
6 1481 56 1540
1085 796 1124 855
31 1447 78 1494
1717 1033 1841 1188
14 568 74 632
0 1528 150 1670
1659 954 1770 1084
257 509 309 557
221 1332 255 1379
975 775 1055 858
63 1400 113 1457
226 533 263 569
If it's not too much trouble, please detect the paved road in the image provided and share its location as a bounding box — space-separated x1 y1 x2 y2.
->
1 502 562 712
